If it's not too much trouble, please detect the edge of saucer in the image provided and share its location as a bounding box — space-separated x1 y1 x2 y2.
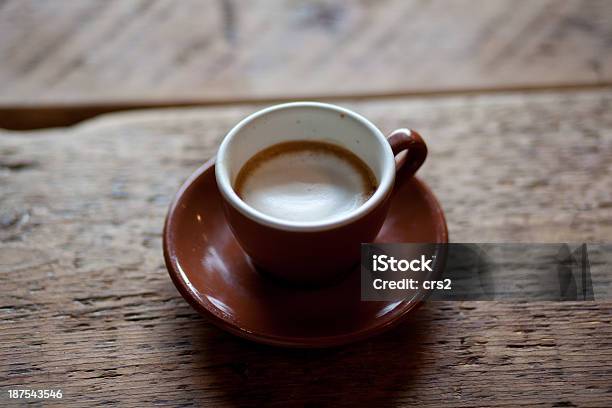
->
163 158 449 348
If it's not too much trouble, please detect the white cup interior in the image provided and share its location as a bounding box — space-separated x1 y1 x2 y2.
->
215 102 395 231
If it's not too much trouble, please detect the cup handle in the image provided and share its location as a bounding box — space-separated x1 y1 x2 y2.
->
387 128 427 177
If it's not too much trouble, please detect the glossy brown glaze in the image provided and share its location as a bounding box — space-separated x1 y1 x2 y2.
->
163 160 448 347
222 190 392 285
222 130 428 285
388 129 427 175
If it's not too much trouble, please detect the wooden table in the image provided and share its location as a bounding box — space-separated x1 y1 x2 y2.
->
1 0 611 129
1 1 612 407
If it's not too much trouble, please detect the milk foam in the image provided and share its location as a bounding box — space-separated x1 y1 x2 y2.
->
236 148 374 222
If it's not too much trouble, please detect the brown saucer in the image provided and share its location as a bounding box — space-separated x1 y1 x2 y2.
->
163 160 448 347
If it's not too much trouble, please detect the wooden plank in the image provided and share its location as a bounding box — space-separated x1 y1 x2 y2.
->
0 0 611 108
1 82 610 130
1 89 612 406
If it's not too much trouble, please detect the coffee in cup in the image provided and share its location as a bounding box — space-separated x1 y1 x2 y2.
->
215 102 427 285
234 141 377 222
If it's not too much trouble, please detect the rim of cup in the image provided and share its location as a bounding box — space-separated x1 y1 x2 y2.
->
215 102 396 232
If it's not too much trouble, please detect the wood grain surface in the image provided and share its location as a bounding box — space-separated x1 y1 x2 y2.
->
1 0 611 106
1 89 612 406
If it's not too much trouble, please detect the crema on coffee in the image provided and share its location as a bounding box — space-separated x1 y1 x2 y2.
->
234 141 377 222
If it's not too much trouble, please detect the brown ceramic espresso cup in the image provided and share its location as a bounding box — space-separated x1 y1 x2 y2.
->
215 102 427 285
